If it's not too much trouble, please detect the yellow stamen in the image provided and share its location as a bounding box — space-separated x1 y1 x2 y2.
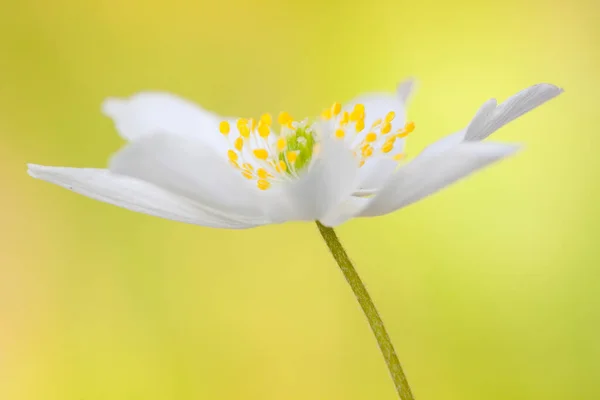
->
355 119 365 132
332 102 342 116
362 144 373 157
257 168 269 179
227 150 238 162
381 122 392 134
219 121 230 135
242 163 254 171
381 142 394 153
278 160 287 172
258 122 270 138
250 118 258 132
253 149 269 160
350 105 364 122
234 137 244 151
286 151 298 163
385 111 396 122
321 108 332 120
260 113 272 126
352 103 365 116
359 160 365 167
371 118 382 128
239 125 250 138
365 132 377 143
241 170 253 179
229 160 240 169
340 111 350 125
257 179 271 190
335 128 345 138
278 112 293 126
277 137 286 151
393 153 405 161
384 136 397 146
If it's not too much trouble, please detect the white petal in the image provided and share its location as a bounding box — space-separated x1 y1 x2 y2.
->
102 92 228 152
465 83 564 141
360 142 520 217
274 136 359 223
418 83 562 159
319 157 397 227
355 157 399 190
397 77 417 104
417 130 466 159
465 99 497 138
109 133 269 222
27 165 257 228
318 196 369 227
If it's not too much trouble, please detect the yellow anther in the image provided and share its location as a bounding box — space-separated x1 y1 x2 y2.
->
393 153 405 161
350 104 365 122
362 144 374 157
242 163 254 171
355 119 365 132
359 160 365 167
257 168 269 179
397 122 416 138
340 111 350 124
241 170 253 179
257 179 271 190
286 151 298 163
321 108 332 120
371 118 382 128
229 160 240 169
227 150 238 161
250 118 258 132
278 111 293 126
276 137 286 151
234 137 244 151
365 132 377 142
381 122 392 134
332 102 342 116
237 118 248 130
239 125 250 138
258 123 270 138
253 149 269 160
350 109 363 122
381 142 394 153
260 113 272 126
385 111 396 122
219 121 230 135
335 128 345 138
278 160 287 172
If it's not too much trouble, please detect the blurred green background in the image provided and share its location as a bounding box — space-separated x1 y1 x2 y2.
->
1 0 599 399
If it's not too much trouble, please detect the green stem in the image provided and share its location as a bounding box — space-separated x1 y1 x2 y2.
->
316 221 415 400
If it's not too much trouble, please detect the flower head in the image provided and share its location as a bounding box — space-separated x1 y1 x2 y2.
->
28 79 563 228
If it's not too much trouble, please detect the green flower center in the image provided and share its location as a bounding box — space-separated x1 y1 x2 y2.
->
280 124 316 173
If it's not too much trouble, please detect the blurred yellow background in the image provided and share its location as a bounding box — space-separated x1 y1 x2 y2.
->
1 0 598 399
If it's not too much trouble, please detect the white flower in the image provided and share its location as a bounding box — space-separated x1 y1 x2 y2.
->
28 79 563 228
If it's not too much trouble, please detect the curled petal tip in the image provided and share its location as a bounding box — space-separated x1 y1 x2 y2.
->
396 77 417 103
101 97 127 118
27 163 42 178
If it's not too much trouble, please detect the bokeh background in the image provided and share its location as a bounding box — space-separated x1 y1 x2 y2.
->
1 0 599 399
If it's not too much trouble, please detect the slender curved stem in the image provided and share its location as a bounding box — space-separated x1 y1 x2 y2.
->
316 221 415 400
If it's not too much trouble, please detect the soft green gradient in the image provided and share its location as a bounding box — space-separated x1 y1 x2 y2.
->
1 0 598 399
